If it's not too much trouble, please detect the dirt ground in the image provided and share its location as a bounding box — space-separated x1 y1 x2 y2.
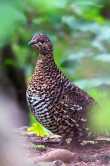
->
18 127 110 166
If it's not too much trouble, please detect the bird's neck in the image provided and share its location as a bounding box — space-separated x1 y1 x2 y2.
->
29 53 61 89
35 53 58 73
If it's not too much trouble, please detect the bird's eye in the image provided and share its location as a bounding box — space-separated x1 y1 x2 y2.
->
38 42 43 46
39 39 45 44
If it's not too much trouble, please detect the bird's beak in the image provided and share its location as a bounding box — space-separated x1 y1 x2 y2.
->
28 39 36 46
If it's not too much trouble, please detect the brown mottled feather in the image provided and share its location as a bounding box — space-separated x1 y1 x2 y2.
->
26 33 96 143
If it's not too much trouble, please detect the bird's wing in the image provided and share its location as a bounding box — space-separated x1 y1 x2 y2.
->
59 80 95 120
64 79 95 107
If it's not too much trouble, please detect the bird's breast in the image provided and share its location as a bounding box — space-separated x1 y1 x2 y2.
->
26 90 57 130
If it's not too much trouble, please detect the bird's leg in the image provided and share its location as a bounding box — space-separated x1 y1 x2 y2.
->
58 135 68 146
58 133 73 147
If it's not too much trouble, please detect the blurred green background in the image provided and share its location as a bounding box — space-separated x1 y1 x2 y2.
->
0 0 110 134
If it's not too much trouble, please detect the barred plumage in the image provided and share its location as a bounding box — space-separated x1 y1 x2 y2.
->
26 33 96 143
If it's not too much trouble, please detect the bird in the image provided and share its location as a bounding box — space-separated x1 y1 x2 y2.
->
26 33 96 144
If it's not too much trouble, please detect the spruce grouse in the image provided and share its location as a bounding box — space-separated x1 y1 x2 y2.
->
26 33 96 144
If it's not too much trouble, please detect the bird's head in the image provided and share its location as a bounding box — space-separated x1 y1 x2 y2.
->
28 33 53 55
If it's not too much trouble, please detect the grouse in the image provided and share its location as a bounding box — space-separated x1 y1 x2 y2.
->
26 33 96 144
